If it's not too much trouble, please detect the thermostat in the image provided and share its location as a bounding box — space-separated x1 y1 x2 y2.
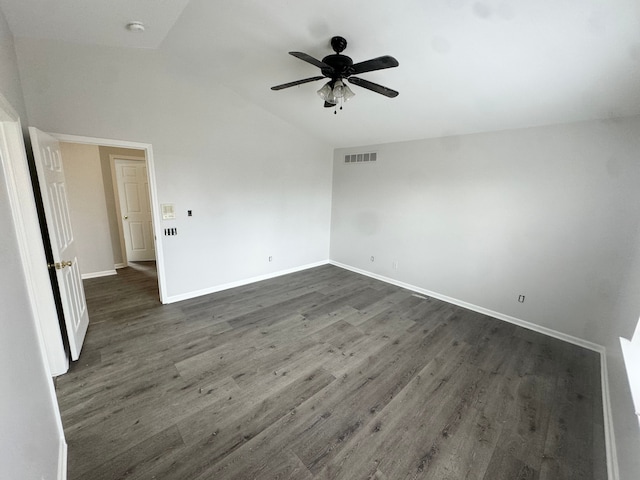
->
161 203 175 220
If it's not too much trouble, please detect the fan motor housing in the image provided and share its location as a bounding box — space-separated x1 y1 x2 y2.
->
321 54 354 78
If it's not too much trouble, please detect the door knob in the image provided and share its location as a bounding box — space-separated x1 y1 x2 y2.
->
47 260 73 270
124 215 128 220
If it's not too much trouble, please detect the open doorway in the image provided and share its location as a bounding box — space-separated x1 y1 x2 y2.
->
1 116 167 378
52 133 166 304
58 143 156 277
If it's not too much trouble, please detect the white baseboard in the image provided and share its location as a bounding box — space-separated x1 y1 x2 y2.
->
50 354 69 378
81 269 117 280
58 437 67 480
114 263 126 269
163 260 330 304
330 261 604 352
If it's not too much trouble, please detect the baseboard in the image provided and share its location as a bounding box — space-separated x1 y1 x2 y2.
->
114 263 126 269
600 353 620 480
50 354 69 378
163 260 331 304
329 261 604 353
81 269 117 280
58 437 67 480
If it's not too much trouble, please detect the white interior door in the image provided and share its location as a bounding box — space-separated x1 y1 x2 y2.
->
29 127 89 361
115 159 155 262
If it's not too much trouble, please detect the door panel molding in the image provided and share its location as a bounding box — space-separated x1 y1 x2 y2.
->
113 157 156 262
30 127 89 361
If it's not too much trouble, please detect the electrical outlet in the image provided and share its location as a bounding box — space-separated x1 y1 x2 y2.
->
268 256 273 262
370 256 375 262
518 295 525 303
392 260 399 269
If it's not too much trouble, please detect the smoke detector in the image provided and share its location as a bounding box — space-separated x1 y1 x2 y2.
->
126 22 145 33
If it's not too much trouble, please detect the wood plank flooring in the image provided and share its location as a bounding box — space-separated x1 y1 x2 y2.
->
55 263 607 479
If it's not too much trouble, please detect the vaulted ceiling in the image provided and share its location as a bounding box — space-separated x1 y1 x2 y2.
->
1 0 639 147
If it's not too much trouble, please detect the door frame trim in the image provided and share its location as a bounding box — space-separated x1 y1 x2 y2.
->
0 92 67 476
51 133 167 304
0 98 69 375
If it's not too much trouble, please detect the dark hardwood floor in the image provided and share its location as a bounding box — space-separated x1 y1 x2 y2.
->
55 262 607 479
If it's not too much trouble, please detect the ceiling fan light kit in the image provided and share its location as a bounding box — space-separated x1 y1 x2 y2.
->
271 36 399 114
317 82 334 102
317 79 356 112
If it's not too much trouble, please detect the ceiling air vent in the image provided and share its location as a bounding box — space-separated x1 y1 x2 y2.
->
344 152 377 164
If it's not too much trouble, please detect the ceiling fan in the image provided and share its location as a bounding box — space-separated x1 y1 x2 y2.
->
271 36 399 112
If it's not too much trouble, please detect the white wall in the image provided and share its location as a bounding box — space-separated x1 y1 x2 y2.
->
15 37 334 300
332 118 640 346
0 8 65 479
60 142 116 277
0 7 26 124
0 153 64 480
331 116 640 479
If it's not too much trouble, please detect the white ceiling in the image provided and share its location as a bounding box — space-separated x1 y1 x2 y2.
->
0 0 190 49
2 0 640 148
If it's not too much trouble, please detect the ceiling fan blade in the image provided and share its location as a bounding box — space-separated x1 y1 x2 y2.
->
348 77 399 98
289 52 334 72
271 76 326 90
350 56 399 75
